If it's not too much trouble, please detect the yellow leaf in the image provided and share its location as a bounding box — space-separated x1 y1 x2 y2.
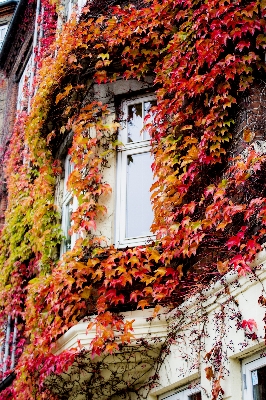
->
155 267 166 277
148 249 161 263
141 275 156 285
87 258 100 267
80 287 92 299
128 256 139 265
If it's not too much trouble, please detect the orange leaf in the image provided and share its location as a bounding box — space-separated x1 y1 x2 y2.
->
121 331 135 344
137 299 149 310
153 304 161 317
217 260 229 274
205 366 214 381
243 128 255 142
105 342 119 354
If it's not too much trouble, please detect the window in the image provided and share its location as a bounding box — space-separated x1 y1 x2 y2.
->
0 24 7 48
242 351 266 400
115 95 156 247
60 155 78 255
0 316 18 379
17 53 33 111
67 0 87 20
158 385 201 400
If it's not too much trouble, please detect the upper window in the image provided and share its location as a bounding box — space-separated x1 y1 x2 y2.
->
60 155 78 255
17 53 33 111
67 0 87 20
158 384 201 400
0 25 7 49
242 351 266 400
115 95 156 247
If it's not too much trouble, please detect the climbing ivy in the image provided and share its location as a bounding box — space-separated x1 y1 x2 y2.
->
0 0 265 398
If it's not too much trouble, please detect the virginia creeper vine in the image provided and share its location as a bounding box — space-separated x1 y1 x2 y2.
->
0 0 265 398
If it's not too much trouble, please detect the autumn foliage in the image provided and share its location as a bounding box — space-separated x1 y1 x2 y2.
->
0 0 265 398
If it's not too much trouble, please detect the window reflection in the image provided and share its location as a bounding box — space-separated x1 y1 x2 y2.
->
126 152 153 238
127 103 142 143
65 198 73 250
143 100 156 140
127 100 156 143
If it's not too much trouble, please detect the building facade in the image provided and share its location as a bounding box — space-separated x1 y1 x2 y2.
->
0 0 265 399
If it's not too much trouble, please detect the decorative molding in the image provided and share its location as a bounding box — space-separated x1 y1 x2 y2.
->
54 308 168 355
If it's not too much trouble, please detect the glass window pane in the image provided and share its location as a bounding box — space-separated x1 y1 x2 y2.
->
17 54 33 111
126 152 153 238
0 25 7 42
127 103 143 143
65 198 73 250
143 100 156 140
252 366 266 400
64 157 74 197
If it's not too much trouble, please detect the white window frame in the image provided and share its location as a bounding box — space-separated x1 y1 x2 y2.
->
158 384 201 400
60 155 78 255
115 94 156 248
0 24 7 48
242 350 266 400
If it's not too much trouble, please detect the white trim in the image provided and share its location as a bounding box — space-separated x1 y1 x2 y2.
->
54 308 168 354
115 95 156 247
158 384 201 400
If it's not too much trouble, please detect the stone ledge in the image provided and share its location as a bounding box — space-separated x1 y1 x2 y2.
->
54 308 168 355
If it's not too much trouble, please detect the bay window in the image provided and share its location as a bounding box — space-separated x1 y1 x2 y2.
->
115 95 155 247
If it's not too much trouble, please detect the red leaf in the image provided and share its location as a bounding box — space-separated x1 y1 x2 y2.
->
241 319 257 332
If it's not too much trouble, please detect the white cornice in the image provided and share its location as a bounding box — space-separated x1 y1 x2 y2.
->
54 308 168 355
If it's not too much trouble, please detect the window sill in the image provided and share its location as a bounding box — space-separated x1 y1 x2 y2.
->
115 234 156 249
